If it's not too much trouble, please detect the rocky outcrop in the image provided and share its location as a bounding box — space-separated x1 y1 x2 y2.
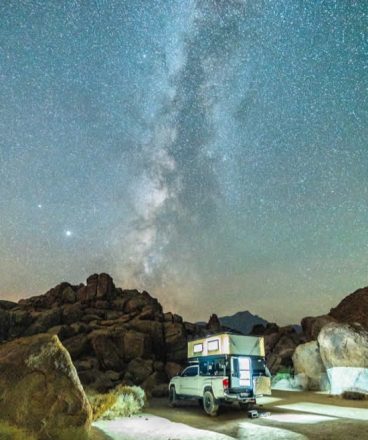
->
301 315 337 341
329 287 368 329
292 341 328 390
206 313 222 333
1 274 206 392
260 325 306 375
0 333 92 439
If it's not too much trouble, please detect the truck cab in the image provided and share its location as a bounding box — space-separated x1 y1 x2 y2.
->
169 333 271 416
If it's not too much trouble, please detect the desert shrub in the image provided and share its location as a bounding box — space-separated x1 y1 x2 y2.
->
342 391 368 401
0 421 37 440
87 385 145 421
88 390 118 421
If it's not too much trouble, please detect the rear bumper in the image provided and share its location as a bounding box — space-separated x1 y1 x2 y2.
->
223 391 256 402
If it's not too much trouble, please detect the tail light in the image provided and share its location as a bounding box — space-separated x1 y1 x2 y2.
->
223 377 229 389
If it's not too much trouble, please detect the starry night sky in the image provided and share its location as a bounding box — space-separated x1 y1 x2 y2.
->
0 0 367 325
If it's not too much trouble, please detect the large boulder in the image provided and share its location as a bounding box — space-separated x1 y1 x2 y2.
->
292 341 328 390
0 333 92 439
318 322 368 395
90 329 126 371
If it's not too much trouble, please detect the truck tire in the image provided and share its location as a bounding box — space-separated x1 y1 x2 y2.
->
169 386 177 407
203 390 219 416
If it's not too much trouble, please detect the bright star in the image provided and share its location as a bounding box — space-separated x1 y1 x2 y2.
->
65 230 72 237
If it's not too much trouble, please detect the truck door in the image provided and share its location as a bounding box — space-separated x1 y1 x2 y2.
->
231 356 251 389
179 365 200 396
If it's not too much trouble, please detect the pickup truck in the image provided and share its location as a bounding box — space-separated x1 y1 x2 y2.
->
169 358 269 416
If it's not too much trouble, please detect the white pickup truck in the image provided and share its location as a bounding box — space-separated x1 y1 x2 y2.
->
169 333 271 416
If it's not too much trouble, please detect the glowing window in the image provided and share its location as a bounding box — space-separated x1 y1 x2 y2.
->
239 357 250 370
208 339 220 352
193 343 203 353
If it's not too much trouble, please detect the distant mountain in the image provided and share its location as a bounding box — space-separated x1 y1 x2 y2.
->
219 311 268 335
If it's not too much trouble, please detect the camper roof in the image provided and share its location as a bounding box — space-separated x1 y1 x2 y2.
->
187 333 265 358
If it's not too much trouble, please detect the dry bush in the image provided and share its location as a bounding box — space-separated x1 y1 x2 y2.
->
87 385 145 421
0 421 37 440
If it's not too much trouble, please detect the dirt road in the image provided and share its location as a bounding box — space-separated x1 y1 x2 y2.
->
145 390 368 439
91 390 368 440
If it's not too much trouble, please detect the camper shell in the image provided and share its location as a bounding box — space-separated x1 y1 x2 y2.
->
169 332 271 416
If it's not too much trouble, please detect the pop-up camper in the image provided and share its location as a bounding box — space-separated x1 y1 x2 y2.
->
169 332 271 416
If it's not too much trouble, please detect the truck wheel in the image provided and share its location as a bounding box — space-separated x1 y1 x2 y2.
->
203 390 219 416
169 386 177 407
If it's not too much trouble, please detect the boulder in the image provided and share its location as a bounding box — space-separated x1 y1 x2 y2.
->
62 333 90 359
164 322 187 362
301 315 337 341
60 285 77 304
128 319 163 358
125 358 153 384
292 341 328 390
8 309 33 339
318 322 368 395
92 370 122 392
78 274 99 303
264 326 304 374
96 273 116 301
24 308 62 336
165 362 182 379
123 330 153 360
124 295 148 314
61 302 84 325
89 329 126 371
0 333 92 439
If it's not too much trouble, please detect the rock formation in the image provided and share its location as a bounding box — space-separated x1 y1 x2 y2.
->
0 333 92 439
329 287 368 329
250 323 306 375
206 313 222 333
2 274 368 395
0 274 206 394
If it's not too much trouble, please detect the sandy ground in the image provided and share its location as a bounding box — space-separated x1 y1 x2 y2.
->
91 390 368 440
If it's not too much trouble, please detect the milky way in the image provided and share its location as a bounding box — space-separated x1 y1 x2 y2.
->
0 0 367 324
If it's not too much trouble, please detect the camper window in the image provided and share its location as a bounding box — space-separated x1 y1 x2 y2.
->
207 339 219 352
193 343 203 353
